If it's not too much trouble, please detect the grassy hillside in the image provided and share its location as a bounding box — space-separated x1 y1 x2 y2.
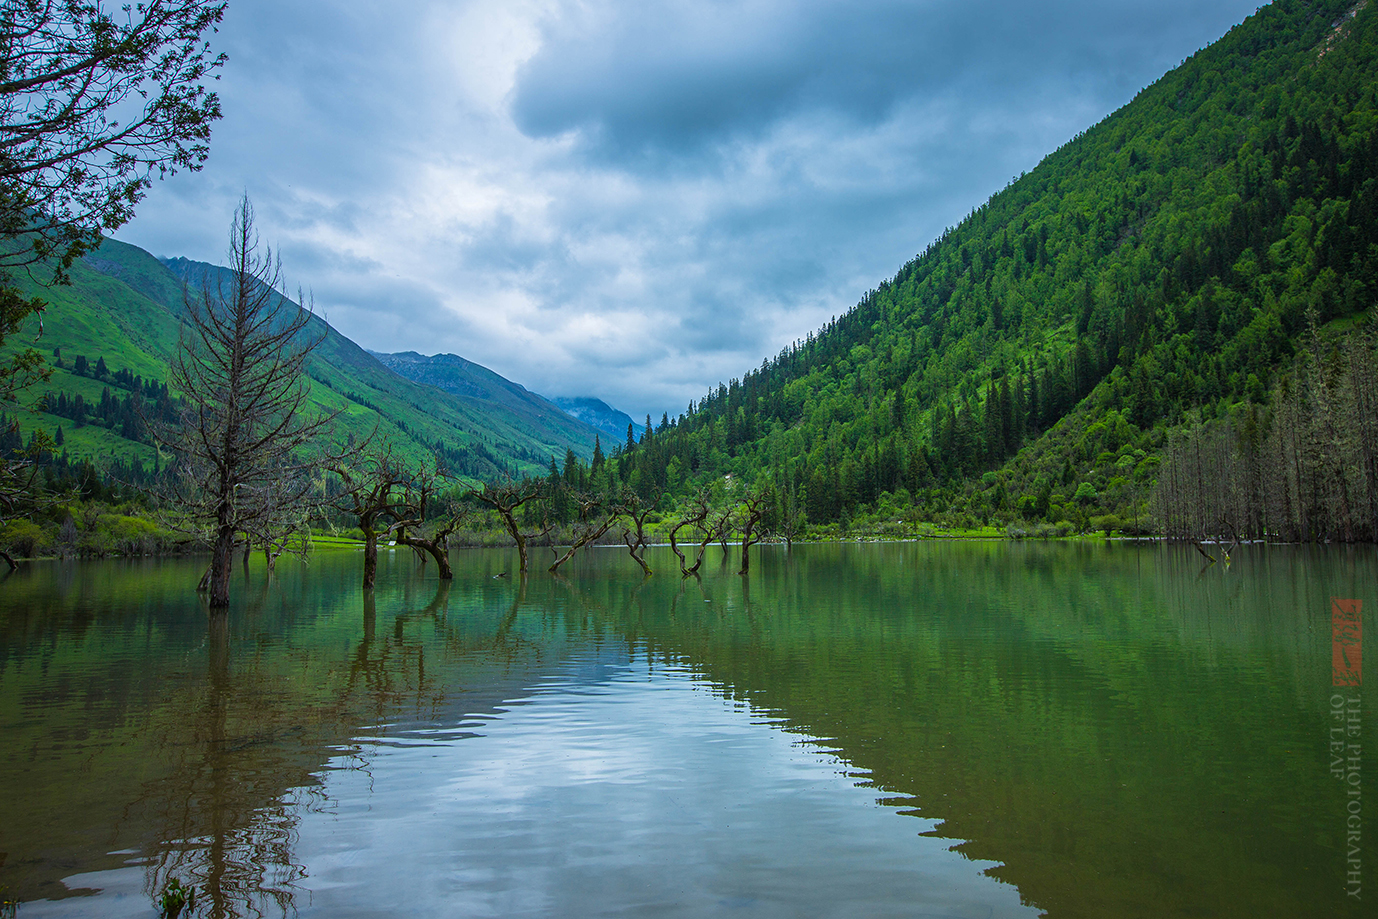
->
366 350 603 455
608 0 1378 539
2 238 600 484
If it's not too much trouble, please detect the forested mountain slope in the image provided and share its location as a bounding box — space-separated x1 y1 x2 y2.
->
1 239 600 485
611 0 1378 539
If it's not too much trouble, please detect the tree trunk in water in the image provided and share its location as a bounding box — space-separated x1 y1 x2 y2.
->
549 516 615 573
668 521 709 577
396 530 453 579
668 525 689 576
362 590 376 645
427 545 453 579
209 525 235 608
363 530 378 590
623 530 652 576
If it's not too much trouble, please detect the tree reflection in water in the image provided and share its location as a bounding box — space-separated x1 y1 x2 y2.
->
143 610 305 919
5 543 1370 919
138 575 462 919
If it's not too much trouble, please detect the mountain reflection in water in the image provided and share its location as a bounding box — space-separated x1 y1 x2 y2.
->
0 542 1373 918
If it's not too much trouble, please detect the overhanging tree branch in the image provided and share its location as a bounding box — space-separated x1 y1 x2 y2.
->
1 0 226 280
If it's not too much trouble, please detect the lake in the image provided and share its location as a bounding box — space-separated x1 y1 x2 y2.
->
0 541 1373 918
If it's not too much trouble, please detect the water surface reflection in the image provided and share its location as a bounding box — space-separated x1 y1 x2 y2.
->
0 542 1373 918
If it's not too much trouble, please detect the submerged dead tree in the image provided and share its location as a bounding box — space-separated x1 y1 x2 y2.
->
157 197 332 607
620 491 657 576
737 486 773 576
668 487 721 577
472 479 548 574
713 503 736 559
548 491 618 573
394 460 463 580
328 442 414 590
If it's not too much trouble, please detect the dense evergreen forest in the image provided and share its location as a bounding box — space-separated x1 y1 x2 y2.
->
589 0 1378 541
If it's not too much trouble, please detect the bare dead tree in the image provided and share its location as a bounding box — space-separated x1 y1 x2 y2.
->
737 485 773 576
327 440 416 590
713 503 736 560
153 196 333 607
471 478 548 574
395 514 463 579
620 491 657 576
237 471 315 573
393 459 464 580
667 487 713 578
548 490 617 573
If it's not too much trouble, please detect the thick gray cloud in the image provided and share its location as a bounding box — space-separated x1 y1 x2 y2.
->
512 0 1237 160
118 0 1264 420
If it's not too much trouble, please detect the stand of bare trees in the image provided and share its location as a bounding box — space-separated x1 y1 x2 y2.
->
328 440 464 586
457 476 784 579
1152 317 1378 542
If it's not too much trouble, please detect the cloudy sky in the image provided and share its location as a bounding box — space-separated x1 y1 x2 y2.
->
119 0 1264 420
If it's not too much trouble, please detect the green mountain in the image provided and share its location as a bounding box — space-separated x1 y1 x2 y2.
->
2 239 600 483
610 0 1378 539
366 350 602 454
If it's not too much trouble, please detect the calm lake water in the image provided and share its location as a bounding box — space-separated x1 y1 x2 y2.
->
1 541 1374 918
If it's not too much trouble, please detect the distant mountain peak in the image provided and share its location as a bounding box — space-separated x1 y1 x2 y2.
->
548 396 643 442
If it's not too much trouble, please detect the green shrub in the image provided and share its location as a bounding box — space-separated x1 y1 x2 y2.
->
0 519 54 557
1090 514 1122 536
